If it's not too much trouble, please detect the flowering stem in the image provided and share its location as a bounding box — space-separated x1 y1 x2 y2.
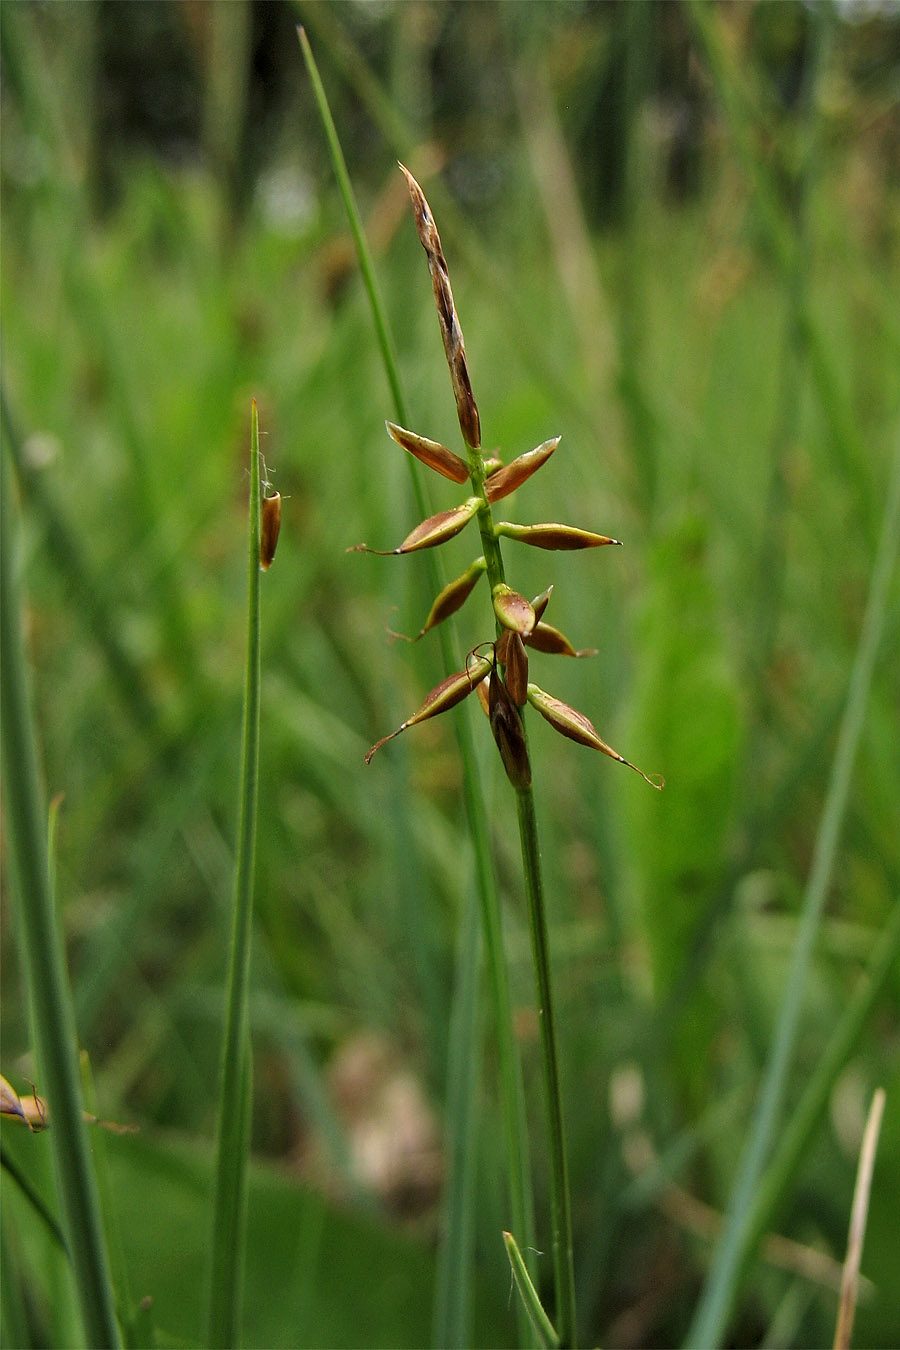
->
516 785 577 1349
297 31 538 1344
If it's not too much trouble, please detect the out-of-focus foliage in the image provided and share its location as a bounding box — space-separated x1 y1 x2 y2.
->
2 3 898 1347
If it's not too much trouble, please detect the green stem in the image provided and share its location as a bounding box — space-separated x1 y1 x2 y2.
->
207 401 263 1347
516 788 577 1348
0 444 122 1347
504 1230 561 1349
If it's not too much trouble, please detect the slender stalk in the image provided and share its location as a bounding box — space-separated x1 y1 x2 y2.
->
516 788 577 1349
504 1230 560 1350
0 443 122 1347
686 429 900 1348
299 28 538 1344
206 400 263 1348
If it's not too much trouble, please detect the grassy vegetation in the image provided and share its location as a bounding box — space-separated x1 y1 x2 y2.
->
2 4 899 1348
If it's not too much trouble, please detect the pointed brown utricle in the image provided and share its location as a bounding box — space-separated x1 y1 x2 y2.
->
259 492 282 570
526 684 664 788
350 497 480 555
485 437 560 502
489 664 531 789
525 622 596 658
386 421 469 484
492 584 536 636
502 630 529 706
416 557 486 638
496 522 622 550
366 656 493 763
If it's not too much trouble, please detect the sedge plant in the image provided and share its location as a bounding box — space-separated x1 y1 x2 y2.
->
354 166 663 1348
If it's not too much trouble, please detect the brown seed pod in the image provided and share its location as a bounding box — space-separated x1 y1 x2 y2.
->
485 437 560 502
492 584 536 636
525 622 596 658
365 655 492 763
496 522 622 551
386 422 469 484
526 684 664 788
350 497 481 555
489 663 531 789
502 630 529 706
260 492 282 570
416 557 486 638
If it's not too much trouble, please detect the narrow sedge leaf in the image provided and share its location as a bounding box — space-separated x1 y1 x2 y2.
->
366 656 492 763
259 492 282 571
400 164 481 449
492 583 536 636
497 521 622 550
503 1231 560 1349
489 665 532 789
526 684 664 788
526 622 597 658
417 557 486 638
485 437 560 502
386 421 468 484
350 497 480 555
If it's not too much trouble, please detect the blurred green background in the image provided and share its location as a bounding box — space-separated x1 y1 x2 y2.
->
2 2 898 1346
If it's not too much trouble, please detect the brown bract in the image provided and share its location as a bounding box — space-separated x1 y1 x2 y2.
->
400 164 481 450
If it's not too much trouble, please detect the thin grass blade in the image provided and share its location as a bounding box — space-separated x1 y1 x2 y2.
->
206 401 264 1348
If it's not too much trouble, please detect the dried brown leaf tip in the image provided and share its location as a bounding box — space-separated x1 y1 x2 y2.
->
399 164 481 449
527 684 664 789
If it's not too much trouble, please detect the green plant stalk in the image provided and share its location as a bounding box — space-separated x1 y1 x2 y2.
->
299 26 538 1341
515 788 577 1349
0 444 122 1347
686 430 900 1349
504 1230 560 1350
207 400 263 1348
462 375 577 1349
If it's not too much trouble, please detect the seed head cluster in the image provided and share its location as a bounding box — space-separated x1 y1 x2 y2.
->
357 167 663 793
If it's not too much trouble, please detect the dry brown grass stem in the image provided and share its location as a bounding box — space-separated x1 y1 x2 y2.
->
833 1086 886 1350
658 1181 873 1300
